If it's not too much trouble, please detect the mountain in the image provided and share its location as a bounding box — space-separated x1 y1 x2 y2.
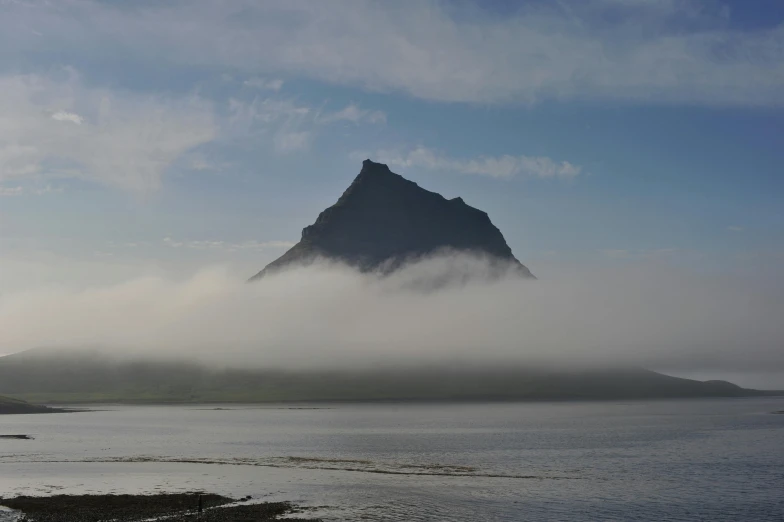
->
249 159 534 281
0 349 778 404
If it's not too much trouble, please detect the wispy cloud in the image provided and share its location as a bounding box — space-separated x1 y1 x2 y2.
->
0 70 216 193
600 248 679 260
243 77 284 91
228 98 384 153
364 147 581 179
0 185 24 196
182 152 234 173
727 226 744 232
3 1 783 106
50 110 84 125
316 104 386 125
273 131 311 153
163 237 295 252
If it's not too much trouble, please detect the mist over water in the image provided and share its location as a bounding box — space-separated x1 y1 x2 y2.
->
1 254 783 387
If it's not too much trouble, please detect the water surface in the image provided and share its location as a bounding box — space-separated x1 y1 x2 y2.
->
2 398 783 520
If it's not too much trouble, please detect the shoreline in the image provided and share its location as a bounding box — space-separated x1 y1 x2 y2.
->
7 394 783 409
0 492 323 522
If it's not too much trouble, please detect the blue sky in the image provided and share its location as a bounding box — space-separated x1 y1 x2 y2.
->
1 0 783 289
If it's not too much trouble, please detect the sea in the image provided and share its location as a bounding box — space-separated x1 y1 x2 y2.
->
1 398 783 521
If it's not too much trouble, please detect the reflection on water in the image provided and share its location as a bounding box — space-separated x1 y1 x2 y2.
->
2 398 784 521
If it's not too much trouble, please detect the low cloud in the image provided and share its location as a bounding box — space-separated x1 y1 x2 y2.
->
1 254 782 387
369 147 581 179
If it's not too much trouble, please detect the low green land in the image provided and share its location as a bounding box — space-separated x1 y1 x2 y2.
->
0 349 778 404
0 394 60 414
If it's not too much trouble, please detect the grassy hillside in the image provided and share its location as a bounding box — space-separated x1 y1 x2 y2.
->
0 349 776 404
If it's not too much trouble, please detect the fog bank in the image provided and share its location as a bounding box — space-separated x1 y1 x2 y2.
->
1 254 782 387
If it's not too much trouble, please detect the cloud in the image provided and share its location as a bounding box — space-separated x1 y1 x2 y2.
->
50 110 84 125
181 152 235 173
727 226 744 232
226 98 310 145
0 70 216 193
186 153 214 172
228 97 383 153
243 77 284 91
0 185 24 196
1 255 783 388
163 237 295 252
273 131 311 153
2 1 783 106
600 248 678 260
0 183 63 197
316 104 386 125
369 147 581 179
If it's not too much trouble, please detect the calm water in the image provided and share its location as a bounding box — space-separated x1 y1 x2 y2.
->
1 398 784 521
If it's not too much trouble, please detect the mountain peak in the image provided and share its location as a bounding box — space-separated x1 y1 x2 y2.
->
249 160 534 281
350 159 415 191
358 159 399 181
361 158 389 170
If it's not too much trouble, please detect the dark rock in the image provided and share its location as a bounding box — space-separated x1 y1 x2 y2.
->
249 159 534 281
0 492 320 521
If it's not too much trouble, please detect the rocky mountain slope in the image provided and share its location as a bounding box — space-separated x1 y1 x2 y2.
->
250 159 534 281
